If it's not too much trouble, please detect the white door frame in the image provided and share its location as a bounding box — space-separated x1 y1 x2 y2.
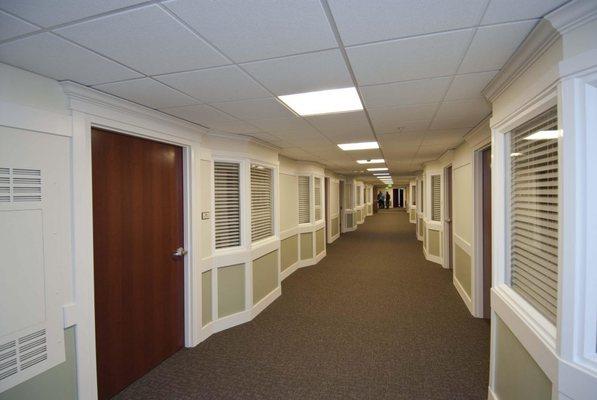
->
63 83 204 400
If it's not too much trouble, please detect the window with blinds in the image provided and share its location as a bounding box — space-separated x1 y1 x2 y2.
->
356 186 361 206
412 185 417 205
509 107 559 323
251 165 273 242
298 176 310 224
314 177 322 221
431 175 441 221
214 162 241 249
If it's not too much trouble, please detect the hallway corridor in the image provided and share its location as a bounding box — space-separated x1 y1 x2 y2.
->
115 210 489 400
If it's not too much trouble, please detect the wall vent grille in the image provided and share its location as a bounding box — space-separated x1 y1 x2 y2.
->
0 168 42 203
0 329 47 382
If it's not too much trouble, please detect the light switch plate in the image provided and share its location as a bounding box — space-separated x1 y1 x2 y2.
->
201 211 210 220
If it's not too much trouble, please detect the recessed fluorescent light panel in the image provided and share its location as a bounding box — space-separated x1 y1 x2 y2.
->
278 87 363 116
357 159 384 164
338 141 379 151
524 130 562 140
367 167 388 171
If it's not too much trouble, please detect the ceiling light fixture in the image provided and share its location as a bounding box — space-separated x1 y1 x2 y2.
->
357 159 385 164
278 87 363 116
338 141 379 151
367 167 388 171
523 130 562 140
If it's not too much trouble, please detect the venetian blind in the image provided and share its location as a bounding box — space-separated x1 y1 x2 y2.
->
214 162 240 249
314 177 322 221
251 165 273 242
298 176 310 224
431 175 441 221
510 107 559 323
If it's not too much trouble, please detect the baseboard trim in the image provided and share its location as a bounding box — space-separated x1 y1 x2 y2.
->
280 260 300 281
251 286 281 319
453 276 474 316
488 387 498 400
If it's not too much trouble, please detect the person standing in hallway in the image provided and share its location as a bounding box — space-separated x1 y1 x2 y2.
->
378 191 384 209
385 191 391 209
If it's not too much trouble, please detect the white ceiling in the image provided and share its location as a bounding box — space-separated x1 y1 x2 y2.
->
0 0 568 183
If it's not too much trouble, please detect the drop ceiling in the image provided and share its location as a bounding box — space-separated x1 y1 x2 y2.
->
0 0 568 183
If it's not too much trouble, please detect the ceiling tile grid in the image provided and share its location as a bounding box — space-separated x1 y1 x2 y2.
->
0 0 567 179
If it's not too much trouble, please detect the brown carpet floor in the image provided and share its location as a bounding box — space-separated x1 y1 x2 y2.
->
115 209 490 400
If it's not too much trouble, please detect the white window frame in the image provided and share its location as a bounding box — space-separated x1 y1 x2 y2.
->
298 174 311 225
314 175 323 222
250 163 274 244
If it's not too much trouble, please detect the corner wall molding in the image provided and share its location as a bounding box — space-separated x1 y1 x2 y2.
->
545 0 597 35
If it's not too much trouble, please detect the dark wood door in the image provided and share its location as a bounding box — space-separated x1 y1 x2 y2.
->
482 148 492 319
393 188 399 207
92 128 185 399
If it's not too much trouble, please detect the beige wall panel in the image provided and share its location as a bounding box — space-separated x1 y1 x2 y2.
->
418 218 423 237
357 209 362 222
200 160 213 258
330 181 339 215
347 213 354 228
315 228 324 255
331 216 339 236
280 235 298 271
453 164 473 244
428 229 441 257
252 250 279 304
279 173 298 232
202 270 212 326
494 316 552 400
218 264 245 318
454 244 471 296
423 220 427 250
300 232 313 260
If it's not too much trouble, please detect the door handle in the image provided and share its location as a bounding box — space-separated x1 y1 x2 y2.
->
172 247 188 258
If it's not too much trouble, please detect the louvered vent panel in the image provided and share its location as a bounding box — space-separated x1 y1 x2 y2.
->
314 177 321 221
0 168 41 203
251 165 273 242
431 175 441 221
298 176 310 224
0 330 47 382
214 162 241 249
510 107 559 323
0 168 9 203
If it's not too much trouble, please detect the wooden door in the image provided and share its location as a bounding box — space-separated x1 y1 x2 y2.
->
393 188 399 207
92 128 185 399
482 148 492 319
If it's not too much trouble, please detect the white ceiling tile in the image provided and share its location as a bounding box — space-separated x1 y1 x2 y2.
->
160 104 238 127
306 111 371 137
0 0 147 27
241 49 352 95
56 5 229 76
0 10 38 41
445 70 498 100
328 0 487 46
155 65 271 102
481 0 568 25
430 99 490 129
458 20 536 74
416 144 448 158
93 77 199 109
0 33 141 84
420 129 468 146
210 98 295 120
206 120 262 134
369 103 438 133
347 29 474 85
250 117 315 133
163 0 337 62
360 77 451 108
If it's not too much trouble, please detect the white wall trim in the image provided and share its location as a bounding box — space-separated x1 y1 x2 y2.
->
454 277 474 315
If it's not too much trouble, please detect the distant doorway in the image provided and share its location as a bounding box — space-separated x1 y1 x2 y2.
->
481 147 492 319
444 166 453 269
339 180 344 233
393 188 399 207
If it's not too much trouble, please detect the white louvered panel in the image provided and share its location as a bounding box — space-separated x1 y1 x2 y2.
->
0 168 42 203
251 165 273 242
431 175 441 221
314 177 321 221
298 176 310 224
0 168 9 202
214 162 241 249
510 107 559 323
356 186 361 206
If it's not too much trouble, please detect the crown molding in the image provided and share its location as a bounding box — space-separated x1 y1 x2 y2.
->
206 131 282 152
545 0 597 35
482 19 560 103
60 81 208 140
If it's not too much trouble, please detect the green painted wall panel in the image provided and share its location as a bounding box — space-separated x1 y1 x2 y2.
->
218 264 245 318
315 228 324 255
202 270 212 326
454 244 471 296
494 316 552 400
252 250 279 304
428 229 441 257
300 232 313 260
331 216 339 236
0 327 77 400
281 235 298 271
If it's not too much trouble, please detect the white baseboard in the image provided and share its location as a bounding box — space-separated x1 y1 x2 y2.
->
453 276 474 316
425 251 443 266
342 225 357 233
251 286 281 318
487 387 498 400
280 260 300 281
328 233 339 244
